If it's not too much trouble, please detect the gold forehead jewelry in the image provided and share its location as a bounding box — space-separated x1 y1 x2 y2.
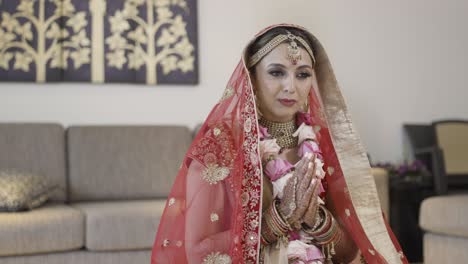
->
248 31 316 68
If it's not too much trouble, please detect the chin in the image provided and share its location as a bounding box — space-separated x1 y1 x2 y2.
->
271 111 297 122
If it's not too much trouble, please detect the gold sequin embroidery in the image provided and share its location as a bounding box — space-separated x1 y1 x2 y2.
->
244 118 252 133
190 123 236 186
345 208 351 217
202 252 232 264
210 213 219 222
241 192 249 207
168 197 175 206
162 239 170 247
220 85 234 101
202 164 230 185
203 153 217 165
245 231 258 246
238 85 261 262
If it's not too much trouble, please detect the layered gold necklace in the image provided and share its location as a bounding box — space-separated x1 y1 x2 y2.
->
258 118 298 149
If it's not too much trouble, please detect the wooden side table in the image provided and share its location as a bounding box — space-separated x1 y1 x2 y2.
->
389 176 434 263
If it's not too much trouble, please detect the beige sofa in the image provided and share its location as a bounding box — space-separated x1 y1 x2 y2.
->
0 124 192 264
419 194 468 263
413 121 468 263
0 123 390 263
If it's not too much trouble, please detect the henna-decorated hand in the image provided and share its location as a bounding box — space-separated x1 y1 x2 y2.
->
302 174 322 228
278 152 317 230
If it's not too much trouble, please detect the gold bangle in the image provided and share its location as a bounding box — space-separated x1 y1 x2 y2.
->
272 199 292 231
262 212 278 243
303 205 330 236
261 200 291 244
315 217 338 245
303 206 325 232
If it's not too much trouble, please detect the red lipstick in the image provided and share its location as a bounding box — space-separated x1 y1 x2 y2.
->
278 99 297 107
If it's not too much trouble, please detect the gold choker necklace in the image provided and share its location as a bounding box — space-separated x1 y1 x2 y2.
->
258 118 298 149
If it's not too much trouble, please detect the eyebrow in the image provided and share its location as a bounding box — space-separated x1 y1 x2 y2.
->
267 63 313 70
296 65 313 70
267 63 287 69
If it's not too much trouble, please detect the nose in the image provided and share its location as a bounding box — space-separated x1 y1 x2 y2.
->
283 75 297 94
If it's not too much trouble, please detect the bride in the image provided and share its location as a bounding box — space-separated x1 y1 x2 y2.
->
151 24 407 264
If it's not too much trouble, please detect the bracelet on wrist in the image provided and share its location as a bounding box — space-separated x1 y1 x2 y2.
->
303 205 329 236
261 199 292 245
302 205 325 232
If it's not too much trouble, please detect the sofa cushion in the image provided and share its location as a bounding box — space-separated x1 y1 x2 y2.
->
419 194 468 238
0 169 59 212
0 123 67 202
423 233 468 264
0 203 84 256
72 200 165 251
0 250 151 264
67 126 191 201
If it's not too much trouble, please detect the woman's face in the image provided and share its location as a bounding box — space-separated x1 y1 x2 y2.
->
253 42 314 122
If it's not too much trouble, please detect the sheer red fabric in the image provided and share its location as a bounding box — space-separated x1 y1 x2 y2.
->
151 24 408 264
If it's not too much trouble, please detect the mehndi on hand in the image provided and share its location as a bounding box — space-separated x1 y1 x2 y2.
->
278 152 317 230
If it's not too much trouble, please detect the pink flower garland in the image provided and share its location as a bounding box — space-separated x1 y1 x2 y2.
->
259 111 326 263
260 111 324 183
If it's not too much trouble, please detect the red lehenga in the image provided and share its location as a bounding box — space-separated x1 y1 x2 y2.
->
151 24 408 264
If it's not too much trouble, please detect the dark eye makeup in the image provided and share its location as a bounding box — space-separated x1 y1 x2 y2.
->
297 72 312 79
268 69 285 77
265 64 313 79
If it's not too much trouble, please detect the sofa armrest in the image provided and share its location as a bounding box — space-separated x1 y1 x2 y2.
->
371 167 390 219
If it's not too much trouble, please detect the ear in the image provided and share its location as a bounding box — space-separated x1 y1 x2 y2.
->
250 69 257 82
250 72 258 92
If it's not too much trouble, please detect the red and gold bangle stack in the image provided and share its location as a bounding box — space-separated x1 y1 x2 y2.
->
302 205 342 261
261 216 276 245
261 199 292 246
303 205 339 245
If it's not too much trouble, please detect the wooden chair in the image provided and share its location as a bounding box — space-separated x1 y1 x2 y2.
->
404 120 468 195
432 120 468 194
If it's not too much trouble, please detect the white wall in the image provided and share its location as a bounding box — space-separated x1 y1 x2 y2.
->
1 0 467 163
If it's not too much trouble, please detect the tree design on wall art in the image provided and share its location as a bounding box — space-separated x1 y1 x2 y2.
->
106 0 194 84
0 0 198 84
0 0 91 82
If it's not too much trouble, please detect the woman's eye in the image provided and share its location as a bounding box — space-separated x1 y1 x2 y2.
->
297 72 312 79
269 70 284 77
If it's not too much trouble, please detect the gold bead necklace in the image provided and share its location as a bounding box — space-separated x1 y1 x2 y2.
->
258 118 298 149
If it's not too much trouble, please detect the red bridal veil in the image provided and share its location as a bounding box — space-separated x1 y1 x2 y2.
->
151 24 408 264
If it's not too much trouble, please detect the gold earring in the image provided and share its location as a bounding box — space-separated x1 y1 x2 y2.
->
255 93 263 117
303 98 310 112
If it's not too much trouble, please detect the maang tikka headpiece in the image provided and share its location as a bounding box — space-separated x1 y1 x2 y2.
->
248 30 316 68
286 32 302 65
